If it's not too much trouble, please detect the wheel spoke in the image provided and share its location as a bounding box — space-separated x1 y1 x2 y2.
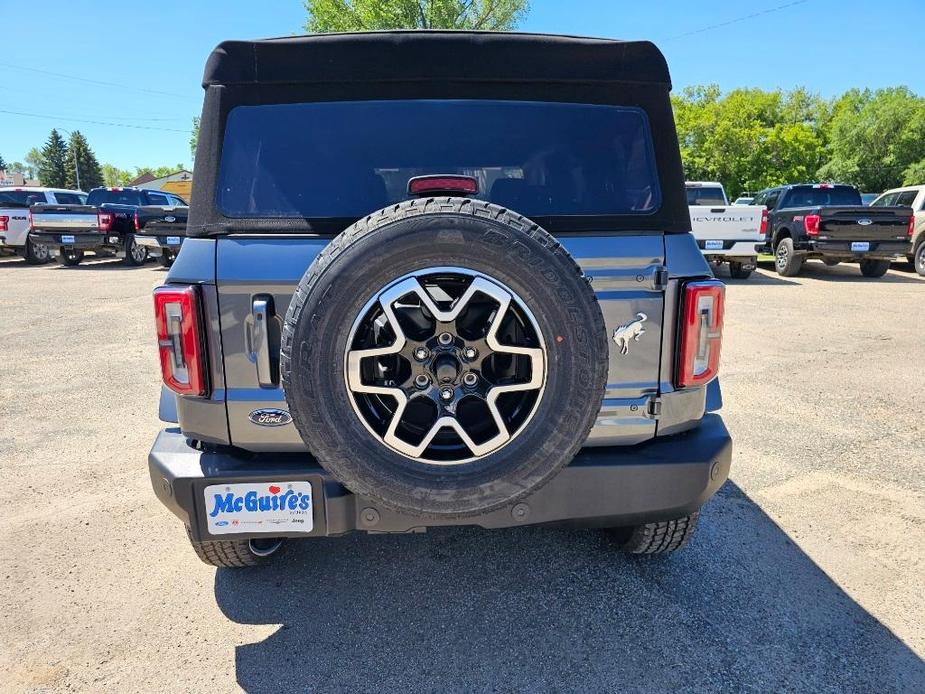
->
345 269 547 464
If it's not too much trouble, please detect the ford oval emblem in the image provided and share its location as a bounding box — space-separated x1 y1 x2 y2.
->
857 218 873 226
248 408 292 427
164 215 177 223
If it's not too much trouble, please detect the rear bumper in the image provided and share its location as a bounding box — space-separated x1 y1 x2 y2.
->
148 414 733 542
31 231 117 251
136 234 183 253
700 240 762 260
808 239 909 259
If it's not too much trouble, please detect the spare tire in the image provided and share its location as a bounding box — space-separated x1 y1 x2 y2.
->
280 198 608 518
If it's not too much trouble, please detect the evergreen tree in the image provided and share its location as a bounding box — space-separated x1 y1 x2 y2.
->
37 130 68 188
64 131 103 191
0 154 7 171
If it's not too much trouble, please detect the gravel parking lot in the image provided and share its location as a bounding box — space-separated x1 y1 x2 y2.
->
1 255 923 693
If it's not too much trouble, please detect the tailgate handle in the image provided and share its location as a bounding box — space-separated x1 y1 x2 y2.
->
248 296 277 388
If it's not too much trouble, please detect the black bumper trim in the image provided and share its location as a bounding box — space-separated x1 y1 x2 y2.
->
149 415 732 541
31 232 118 251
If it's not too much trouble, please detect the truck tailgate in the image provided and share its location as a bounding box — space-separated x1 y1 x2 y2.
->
689 205 763 240
817 206 910 241
30 204 98 232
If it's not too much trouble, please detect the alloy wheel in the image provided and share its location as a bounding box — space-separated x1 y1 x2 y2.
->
344 268 546 464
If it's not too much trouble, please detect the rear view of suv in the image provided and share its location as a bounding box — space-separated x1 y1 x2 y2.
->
148 32 732 568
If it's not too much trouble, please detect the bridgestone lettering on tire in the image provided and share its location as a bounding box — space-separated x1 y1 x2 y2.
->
280 198 609 518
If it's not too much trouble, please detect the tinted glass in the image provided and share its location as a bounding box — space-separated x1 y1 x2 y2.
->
686 186 726 205
0 190 47 207
765 191 781 210
146 193 169 205
218 100 661 219
52 192 83 205
169 195 188 206
780 186 861 208
896 190 918 207
870 192 898 207
87 189 144 206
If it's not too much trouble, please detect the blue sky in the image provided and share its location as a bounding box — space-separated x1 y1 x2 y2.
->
2 0 923 172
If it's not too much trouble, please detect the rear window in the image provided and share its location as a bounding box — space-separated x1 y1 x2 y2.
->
0 190 47 208
217 100 661 219
87 189 144 206
781 186 861 208
52 192 83 205
686 186 726 205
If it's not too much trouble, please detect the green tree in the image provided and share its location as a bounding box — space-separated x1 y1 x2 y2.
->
672 86 826 199
6 161 29 177
902 159 925 185
25 148 43 179
0 154 6 171
64 131 104 191
37 130 68 188
304 0 529 32
101 163 132 187
817 87 925 192
190 116 200 161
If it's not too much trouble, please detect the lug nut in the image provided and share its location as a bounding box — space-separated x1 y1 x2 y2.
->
437 332 453 346
440 388 454 401
463 347 478 360
463 372 478 387
413 347 429 361
414 374 430 389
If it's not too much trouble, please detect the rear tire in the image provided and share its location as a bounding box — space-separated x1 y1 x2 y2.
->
914 241 925 277
728 260 753 279
617 512 700 554
774 237 802 277
859 258 890 278
124 235 148 266
58 249 84 266
23 235 51 264
186 528 284 568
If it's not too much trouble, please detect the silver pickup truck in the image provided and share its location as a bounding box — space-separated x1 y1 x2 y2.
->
30 187 187 266
148 32 732 569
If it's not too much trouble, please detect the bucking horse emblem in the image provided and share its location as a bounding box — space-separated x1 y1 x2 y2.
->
612 312 647 355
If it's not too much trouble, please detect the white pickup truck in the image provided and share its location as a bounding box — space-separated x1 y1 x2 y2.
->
687 181 767 279
0 187 87 263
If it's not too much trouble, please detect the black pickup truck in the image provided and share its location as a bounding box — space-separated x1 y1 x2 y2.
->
754 183 913 277
30 187 188 267
134 205 190 267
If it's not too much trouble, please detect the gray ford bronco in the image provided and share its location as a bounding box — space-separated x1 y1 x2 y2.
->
149 31 731 568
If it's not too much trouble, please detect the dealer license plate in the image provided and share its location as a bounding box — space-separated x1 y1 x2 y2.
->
704 240 723 250
61 235 75 244
203 481 314 535
851 241 870 252
166 236 181 245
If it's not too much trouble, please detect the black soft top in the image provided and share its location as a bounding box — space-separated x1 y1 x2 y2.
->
188 31 690 237
203 31 671 88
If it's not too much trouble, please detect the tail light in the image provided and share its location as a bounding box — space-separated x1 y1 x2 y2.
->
134 210 140 232
676 280 725 388
153 285 209 397
98 211 113 232
0 216 8 233
758 208 768 238
804 214 821 236
908 216 915 238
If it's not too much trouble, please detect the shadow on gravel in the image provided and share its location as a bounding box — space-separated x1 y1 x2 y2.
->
756 259 924 284
215 482 924 692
